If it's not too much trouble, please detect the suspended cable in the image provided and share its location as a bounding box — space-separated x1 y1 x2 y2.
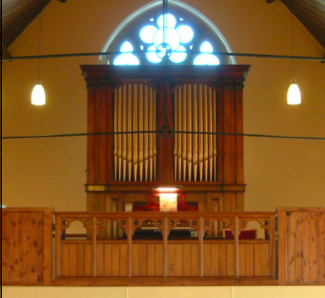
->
2 51 324 62
2 130 324 141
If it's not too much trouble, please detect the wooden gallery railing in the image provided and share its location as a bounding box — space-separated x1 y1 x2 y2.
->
2 208 325 286
53 211 276 286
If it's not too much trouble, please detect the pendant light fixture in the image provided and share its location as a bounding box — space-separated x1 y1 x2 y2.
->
31 12 46 106
287 8 301 105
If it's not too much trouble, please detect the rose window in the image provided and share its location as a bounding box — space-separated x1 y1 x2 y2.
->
112 13 220 65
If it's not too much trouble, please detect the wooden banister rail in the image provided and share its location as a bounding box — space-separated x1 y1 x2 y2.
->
53 211 277 284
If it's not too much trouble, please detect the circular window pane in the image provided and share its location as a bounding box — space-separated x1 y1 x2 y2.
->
139 25 157 44
157 13 177 28
120 41 134 53
154 28 180 51
113 53 140 65
146 45 162 63
177 25 194 43
199 41 213 53
193 53 220 65
169 45 187 63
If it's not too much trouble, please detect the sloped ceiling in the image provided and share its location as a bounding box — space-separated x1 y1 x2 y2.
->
1 0 325 59
274 0 325 51
2 0 52 58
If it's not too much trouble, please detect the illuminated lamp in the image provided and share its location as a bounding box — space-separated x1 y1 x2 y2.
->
287 9 301 105
153 186 181 212
31 13 46 106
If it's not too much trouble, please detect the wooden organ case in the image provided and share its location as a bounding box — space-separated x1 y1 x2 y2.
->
81 65 250 218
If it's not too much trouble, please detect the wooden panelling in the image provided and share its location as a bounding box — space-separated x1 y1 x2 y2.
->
203 244 228 276
57 240 272 279
1 208 53 285
59 242 128 277
238 243 270 277
277 208 325 285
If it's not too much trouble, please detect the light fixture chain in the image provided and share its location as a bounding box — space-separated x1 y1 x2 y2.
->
38 12 42 83
290 3 295 82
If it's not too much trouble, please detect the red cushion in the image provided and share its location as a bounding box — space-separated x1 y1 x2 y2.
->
224 229 256 240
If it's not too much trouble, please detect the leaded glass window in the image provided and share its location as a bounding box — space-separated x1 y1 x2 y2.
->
102 4 233 66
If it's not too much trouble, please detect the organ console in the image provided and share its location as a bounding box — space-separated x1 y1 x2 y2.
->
81 64 250 224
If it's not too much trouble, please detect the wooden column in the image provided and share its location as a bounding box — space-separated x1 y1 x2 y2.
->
92 216 97 277
221 76 246 212
198 217 204 277
221 77 237 212
163 217 169 277
87 87 97 185
127 217 133 277
55 213 61 279
234 216 239 277
235 79 245 211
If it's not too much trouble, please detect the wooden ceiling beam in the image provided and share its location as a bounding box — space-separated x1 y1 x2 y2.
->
267 0 325 50
2 42 12 59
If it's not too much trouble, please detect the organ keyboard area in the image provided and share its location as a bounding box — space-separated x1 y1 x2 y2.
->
82 65 249 222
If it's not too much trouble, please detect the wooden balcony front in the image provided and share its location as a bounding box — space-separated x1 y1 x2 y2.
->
2 208 325 286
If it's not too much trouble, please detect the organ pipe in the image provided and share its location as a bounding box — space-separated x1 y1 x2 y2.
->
114 84 157 182
174 84 218 182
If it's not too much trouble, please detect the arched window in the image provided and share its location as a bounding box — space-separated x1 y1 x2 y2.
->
100 1 235 65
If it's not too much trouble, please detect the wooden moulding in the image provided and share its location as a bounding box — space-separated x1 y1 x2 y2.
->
54 211 275 218
2 207 54 212
85 184 247 192
50 276 279 287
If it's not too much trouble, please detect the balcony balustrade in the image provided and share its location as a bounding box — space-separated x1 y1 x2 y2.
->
2 208 324 286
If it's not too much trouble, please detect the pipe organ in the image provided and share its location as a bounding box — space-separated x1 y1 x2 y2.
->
82 65 249 216
113 84 157 182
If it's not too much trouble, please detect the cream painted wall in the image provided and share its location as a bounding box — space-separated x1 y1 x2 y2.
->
2 0 325 211
3 286 325 298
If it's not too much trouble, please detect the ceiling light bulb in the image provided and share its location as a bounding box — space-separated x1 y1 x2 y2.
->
287 82 301 105
31 84 46 106
154 187 180 192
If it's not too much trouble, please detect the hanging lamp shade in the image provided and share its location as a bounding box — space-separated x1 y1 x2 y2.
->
31 84 46 106
287 82 301 105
